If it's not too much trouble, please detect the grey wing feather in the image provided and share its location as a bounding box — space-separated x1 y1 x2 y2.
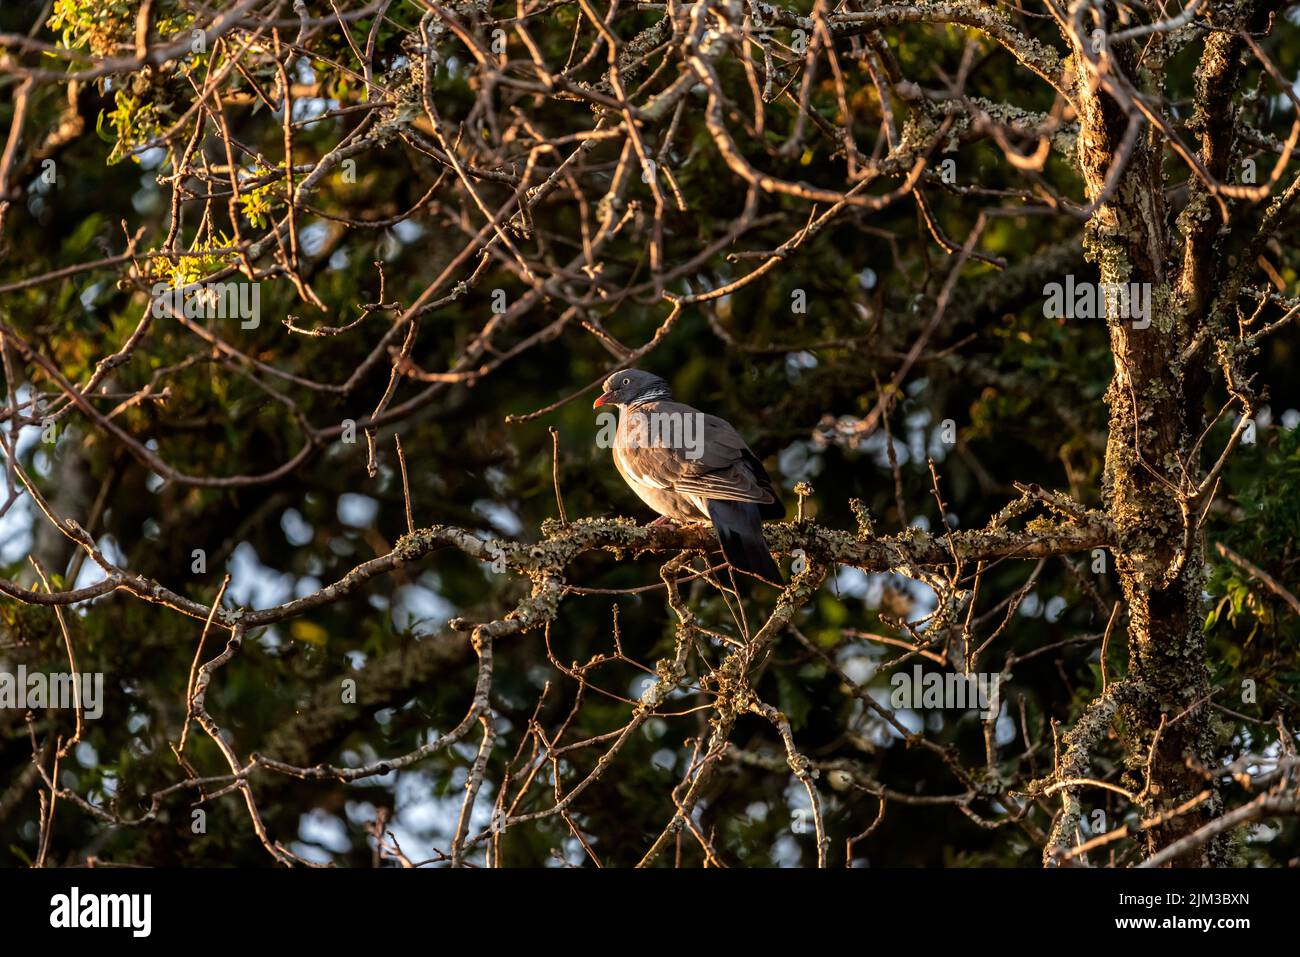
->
621 403 775 505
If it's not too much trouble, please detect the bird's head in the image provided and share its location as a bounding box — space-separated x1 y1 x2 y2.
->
593 368 671 409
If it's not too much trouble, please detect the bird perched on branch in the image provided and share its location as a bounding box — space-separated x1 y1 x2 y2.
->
593 368 785 585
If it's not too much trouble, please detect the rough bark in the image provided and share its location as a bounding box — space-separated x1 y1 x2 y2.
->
1070 3 1277 864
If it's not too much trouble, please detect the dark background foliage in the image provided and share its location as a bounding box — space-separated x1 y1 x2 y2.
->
0 0 1297 867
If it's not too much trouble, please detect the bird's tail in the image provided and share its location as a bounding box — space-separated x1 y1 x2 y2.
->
705 499 784 586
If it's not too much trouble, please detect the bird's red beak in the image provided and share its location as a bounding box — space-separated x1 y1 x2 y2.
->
593 391 614 409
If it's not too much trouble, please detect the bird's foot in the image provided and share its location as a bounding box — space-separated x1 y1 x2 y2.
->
648 516 677 527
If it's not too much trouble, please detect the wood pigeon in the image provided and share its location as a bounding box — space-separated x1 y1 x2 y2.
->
593 368 785 585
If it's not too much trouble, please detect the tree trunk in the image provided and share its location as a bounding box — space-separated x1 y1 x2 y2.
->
1075 37 1222 864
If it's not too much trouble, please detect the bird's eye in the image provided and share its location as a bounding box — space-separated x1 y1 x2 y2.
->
622 377 630 386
